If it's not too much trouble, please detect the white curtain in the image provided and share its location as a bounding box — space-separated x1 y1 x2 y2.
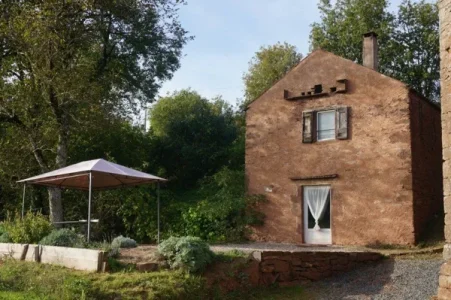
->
305 186 330 231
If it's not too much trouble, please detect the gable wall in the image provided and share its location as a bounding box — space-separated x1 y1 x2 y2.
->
246 50 416 245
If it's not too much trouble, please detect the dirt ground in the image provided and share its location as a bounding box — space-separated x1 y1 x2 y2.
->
118 245 159 264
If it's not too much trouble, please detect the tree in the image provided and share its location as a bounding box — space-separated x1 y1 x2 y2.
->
310 0 440 101
150 90 238 187
310 0 394 69
243 42 302 107
0 1 190 222
388 0 439 100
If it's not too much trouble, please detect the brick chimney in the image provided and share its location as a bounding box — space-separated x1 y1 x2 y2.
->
363 32 378 71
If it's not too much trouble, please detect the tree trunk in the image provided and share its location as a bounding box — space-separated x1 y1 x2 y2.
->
28 129 66 225
48 187 63 224
49 123 69 226
46 71 69 224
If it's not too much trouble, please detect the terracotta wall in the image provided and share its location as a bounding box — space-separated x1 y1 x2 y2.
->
246 50 417 245
409 92 443 241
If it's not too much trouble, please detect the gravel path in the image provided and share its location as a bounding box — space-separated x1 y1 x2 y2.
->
304 255 442 300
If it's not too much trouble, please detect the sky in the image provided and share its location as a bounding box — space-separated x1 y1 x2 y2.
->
158 0 431 106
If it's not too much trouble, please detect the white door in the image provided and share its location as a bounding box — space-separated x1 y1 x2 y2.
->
303 186 332 245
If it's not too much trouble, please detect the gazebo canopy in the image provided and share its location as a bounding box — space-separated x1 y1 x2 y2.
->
18 159 167 243
18 158 167 190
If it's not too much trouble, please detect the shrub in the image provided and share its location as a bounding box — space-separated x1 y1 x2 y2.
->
0 223 6 236
111 235 137 249
40 229 85 248
158 236 214 273
0 232 11 243
182 168 266 242
108 246 120 258
0 223 9 243
3 212 52 244
85 240 120 258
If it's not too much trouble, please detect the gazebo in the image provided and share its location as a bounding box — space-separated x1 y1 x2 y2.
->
18 159 167 242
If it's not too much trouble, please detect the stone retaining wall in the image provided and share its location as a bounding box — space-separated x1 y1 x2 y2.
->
256 250 383 284
0 243 105 272
438 261 451 299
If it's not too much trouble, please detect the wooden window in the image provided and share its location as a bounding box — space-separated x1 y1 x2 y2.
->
317 110 336 141
302 111 314 143
302 107 349 143
336 107 349 140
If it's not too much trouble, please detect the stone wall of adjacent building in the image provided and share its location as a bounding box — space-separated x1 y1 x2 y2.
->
438 0 451 299
438 261 451 299
246 49 439 246
440 0 451 249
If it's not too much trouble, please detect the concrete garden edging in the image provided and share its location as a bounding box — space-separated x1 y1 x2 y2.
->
0 243 105 272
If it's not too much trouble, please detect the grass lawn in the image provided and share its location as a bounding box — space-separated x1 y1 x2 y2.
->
0 291 42 300
0 259 205 300
0 259 308 300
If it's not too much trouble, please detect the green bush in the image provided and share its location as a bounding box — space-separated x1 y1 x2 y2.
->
158 236 214 273
182 168 266 242
0 223 6 236
40 229 84 248
3 212 52 244
107 247 120 258
0 223 9 243
111 235 137 248
0 232 11 243
85 240 120 258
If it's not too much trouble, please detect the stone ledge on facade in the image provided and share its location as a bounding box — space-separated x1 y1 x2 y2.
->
289 174 339 181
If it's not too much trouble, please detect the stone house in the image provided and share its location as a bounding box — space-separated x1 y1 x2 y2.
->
245 33 442 246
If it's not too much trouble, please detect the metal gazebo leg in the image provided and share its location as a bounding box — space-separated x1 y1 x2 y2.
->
157 182 160 244
87 172 92 243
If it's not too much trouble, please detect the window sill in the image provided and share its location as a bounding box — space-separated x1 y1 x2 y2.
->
317 138 336 142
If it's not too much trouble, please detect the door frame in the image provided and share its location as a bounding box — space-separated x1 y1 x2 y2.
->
302 184 333 245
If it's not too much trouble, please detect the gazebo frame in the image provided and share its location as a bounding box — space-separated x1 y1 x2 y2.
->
18 159 167 243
